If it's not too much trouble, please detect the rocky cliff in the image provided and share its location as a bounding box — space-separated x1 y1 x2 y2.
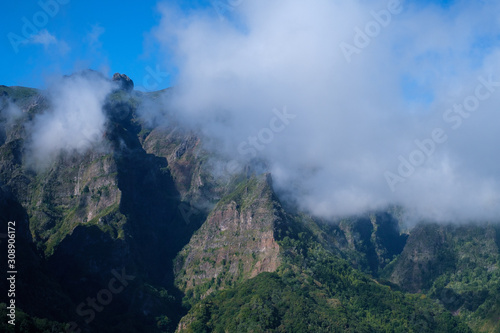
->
0 76 497 332
174 174 282 302
387 223 500 332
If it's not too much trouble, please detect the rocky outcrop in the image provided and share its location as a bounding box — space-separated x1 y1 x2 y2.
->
0 85 204 331
388 223 500 294
29 152 123 254
310 212 408 276
142 127 221 206
3 81 496 333
174 174 282 299
388 224 451 292
112 73 134 92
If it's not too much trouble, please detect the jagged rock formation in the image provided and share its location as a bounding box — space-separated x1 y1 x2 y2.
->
0 78 498 332
174 174 282 300
0 83 209 332
386 223 500 331
387 224 450 292
112 73 134 92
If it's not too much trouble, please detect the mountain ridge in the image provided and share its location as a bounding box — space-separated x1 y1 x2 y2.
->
0 79 498 332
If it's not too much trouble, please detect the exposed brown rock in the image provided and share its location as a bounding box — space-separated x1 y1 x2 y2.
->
174 174 283 297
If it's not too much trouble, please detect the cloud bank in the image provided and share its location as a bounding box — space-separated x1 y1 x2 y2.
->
151 0 500 222
27 71 114 169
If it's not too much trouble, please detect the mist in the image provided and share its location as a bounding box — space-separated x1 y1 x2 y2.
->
26 71 114 169
0 97 23 129
147 0 500 222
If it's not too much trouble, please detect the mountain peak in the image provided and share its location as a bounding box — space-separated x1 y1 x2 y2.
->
112 73 134 92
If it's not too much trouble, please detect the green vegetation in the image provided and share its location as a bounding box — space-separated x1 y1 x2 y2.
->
0 304 69 333
0 85 39 101
2 84 499 333
384 224 500 332
179 215 471 332
216 176 262 210
428 226 500 332
181 264 469 332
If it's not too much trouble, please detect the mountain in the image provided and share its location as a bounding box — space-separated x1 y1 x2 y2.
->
385 223 500 332
0 75 498 332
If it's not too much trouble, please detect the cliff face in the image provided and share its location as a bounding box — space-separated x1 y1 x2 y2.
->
387 223 500 331
388 224 450 292
174 174 282 300
1 80 498 332
0 83 214 332
29 152 123 255
388 224 500 293
302 211 408 277
142 127 223 208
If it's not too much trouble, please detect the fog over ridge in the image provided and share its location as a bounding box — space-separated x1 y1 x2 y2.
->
147 0 500 222
26 70 114 169
6 0 500 223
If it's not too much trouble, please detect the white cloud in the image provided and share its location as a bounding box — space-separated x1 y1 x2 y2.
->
27 71 114 169
28 29 57 48
26 29 70 55
0 98 23 129
150 0 500 222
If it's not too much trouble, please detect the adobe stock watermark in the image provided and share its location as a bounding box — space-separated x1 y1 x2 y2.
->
211 0 244 21
176 106 295 224
65 268 135 333
225 106 296 174
178 202 201 226
137 65 169 92
7 0 70 54
385 75 500 192
339 0 403 63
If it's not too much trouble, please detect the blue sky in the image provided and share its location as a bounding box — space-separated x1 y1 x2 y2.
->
0 0 218 90
0 0 489 92
3 0 500 220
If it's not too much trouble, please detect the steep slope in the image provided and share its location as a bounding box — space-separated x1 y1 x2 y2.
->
176 187 471 332
0 80 495 333
142 127 221 207
387 224 452 292
387 223 500 332
174 174 282 303
0 81 214 332
0 187 75 325
294 211 408 277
